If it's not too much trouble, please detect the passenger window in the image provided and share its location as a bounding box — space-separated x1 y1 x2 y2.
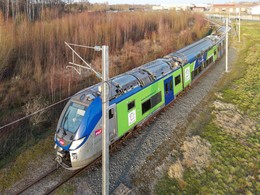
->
175 75 181 86
142 99 151 114
142 92 161 115
109 109 114 119
128 101 135 111
151 92 162 107
165 83 169 93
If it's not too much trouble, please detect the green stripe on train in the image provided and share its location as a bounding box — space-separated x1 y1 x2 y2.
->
116 75 166 137
173 68 183 96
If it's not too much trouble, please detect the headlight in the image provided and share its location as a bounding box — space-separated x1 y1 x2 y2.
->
69 137 85 150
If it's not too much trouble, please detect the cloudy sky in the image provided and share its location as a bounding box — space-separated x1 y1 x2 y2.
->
88 0 258 5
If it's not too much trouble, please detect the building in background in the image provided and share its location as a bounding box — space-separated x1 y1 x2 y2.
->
152 2 260 15
152 4 209 11
247 5 260 15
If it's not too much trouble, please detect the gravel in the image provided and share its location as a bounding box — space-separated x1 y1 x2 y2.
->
3 47 237 195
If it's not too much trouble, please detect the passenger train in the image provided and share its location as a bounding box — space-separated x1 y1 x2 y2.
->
54 27 227 170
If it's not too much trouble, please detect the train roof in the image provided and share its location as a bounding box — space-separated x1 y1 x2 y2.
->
70 58 181 103
216 26 231 40
166 35 220 65
70 33 222 105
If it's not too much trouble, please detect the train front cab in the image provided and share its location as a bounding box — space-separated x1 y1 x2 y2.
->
54 97 103 170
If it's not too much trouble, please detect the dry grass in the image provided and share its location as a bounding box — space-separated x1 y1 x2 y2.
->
181 136 211 173
213 99 257 138
0 11 208 107
167 135 212 178
168 159 184 179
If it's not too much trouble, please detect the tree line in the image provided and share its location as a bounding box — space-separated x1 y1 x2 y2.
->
0 0 92 21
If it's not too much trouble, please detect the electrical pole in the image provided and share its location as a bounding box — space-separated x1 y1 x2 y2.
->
226 18 229 72
64 43 110 194
102 46 109 195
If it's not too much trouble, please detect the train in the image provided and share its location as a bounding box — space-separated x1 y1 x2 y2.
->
54 27 227 170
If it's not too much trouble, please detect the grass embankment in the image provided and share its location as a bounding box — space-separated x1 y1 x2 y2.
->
154 22 260 194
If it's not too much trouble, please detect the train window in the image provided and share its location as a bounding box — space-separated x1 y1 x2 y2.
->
194 69 199 78
151 92 162 107
199 66 203 73
170 81 173 90
61 102 86 133
191 71 195 80
214 50 217 56
197 67 201 74
210 56 213 64
205 60 208 68
128 101 135 111
142 92 162 115
142 99 151 114
109 109 114 119
175 75 181 86
165 83 169 93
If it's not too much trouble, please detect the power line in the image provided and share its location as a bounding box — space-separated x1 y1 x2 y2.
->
0 97 71 131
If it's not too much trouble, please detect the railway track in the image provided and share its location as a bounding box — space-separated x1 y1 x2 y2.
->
15 165 60 195
43 166 85 195
14 134 136 195
15 160 98 195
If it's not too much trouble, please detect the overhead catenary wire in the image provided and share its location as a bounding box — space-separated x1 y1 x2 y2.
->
0 75 114 132
65 42 102 79
0 96 71 131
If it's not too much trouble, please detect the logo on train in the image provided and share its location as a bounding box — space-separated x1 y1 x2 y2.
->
197 56 204 65
128 109 136 126
95 129 102 136
59 139 65 146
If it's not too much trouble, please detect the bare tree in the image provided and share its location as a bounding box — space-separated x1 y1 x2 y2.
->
24 96 50 126
5 0 9 22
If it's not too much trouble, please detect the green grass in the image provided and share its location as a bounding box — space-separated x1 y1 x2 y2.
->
0 132 55 191
55 184 76 195
156 123 259 194
222 23 260 119
154 22 260 195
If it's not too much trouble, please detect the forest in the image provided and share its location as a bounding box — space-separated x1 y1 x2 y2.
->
0 1 209 166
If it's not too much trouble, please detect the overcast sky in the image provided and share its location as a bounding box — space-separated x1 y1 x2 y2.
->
88 0 258 5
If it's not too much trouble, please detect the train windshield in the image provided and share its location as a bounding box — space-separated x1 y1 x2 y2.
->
61 102 86 134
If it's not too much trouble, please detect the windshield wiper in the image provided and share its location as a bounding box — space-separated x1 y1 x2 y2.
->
58 127 67 136
62 110 70 136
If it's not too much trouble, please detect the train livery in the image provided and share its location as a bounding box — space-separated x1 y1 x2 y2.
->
54 28 227 170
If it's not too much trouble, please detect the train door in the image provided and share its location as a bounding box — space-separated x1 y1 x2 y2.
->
221 40 225 56
217 43 221 59
108 104 117 140
164 76 174 105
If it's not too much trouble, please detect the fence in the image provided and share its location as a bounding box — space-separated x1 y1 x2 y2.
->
206 14 260 22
